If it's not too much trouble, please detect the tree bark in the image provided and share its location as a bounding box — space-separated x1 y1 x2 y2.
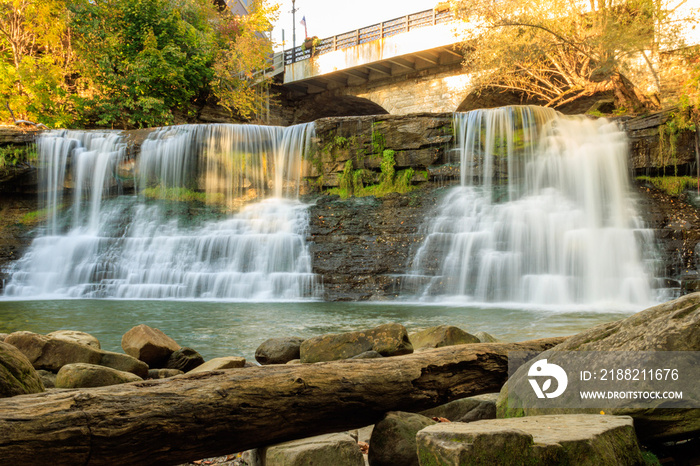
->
0 337 564 465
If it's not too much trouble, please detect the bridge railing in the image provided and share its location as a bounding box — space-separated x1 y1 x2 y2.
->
284 7 453 65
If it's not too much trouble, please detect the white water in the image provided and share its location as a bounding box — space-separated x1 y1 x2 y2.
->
405 106 661 309
3 124 319 300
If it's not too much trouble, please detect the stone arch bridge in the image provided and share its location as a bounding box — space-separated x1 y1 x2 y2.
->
274 8 517 123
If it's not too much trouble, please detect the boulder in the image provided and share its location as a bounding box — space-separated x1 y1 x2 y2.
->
409 325 479 350
56 363 143 388
121 324 180 367
262 432 364 466
148 368 184 379
368 411 436 466
36 370 56 389
187 356 246 374
165 347 204 372
498 292 700 441
5 331 147 377
0 341 44 398
255 337 304 365
0 333 7 342
416 415 642 466
46 330 100 349
300 323 413 363
5 331 101 371
98 351 149 378
421 393 498 423
474 331 499 343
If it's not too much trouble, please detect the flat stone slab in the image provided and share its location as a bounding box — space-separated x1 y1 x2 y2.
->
416 414 642 466
262 432 364 466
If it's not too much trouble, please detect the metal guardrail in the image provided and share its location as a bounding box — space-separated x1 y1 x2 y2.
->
284 7 453 65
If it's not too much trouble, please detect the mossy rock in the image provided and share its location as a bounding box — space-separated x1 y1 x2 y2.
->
0 341 45 398
369 411 437 466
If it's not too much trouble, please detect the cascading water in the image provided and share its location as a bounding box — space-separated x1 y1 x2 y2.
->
3 123 319 300
405 106 661 309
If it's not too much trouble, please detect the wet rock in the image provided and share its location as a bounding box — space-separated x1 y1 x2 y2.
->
121 324 180 367
148 368 183 379
255 337 305 365
498 292 700 441
300 323 413 363
409 325 479 350
46 330 101 349
187 356 246 374
368 411 436 466
165 347 204 372
416 415 642 466
0 341 44 398
421 393 498 423
56 363 142 388
262 432 364 466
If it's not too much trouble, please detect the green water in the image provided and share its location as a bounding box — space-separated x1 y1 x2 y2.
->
0 300 632 362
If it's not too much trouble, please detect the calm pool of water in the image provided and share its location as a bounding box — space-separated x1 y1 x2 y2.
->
0 299 635 362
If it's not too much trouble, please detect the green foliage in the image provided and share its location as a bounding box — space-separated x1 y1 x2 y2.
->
371 125 385 155
0 144 37 169
69 0 220 128
1 0 277 128
0 0 77 127
18 207 52 226
328 149 416 198
142 186 224 204
637 175 697 196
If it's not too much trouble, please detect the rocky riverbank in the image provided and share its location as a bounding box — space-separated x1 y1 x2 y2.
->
1 293 699 465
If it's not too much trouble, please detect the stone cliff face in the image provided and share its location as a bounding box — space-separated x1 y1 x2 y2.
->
1 112 699 300
305 188 444 301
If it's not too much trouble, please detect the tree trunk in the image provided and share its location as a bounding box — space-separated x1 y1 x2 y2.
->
0 337 564 465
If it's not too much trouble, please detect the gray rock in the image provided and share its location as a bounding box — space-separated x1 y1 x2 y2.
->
55 363 143 388
263 432 364 466
148 368 183 379
351 350 383 359
121 324 180 368
255 336 304 365
498 292 700 441
165 347 204 372
416 415 642 466
421 393 498 423
300 323 413 363
187 356 246 374
0 341 44 397
369 411 436 466
36 369 57 388
409 325 479 350
47 330 101 349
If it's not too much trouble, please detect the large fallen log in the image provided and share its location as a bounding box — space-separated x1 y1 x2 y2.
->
0 337 564 465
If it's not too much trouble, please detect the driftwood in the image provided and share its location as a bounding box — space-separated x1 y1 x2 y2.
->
0 337 564 465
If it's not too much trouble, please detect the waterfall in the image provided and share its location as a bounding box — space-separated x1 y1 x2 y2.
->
405 106 660 308
3 124 320 300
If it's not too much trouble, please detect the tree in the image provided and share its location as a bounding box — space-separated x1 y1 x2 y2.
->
69 0 220 128
450 0 699 112
210 0 279 120
0 0 76 127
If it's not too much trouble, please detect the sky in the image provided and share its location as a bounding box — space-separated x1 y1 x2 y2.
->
270 0 439 51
